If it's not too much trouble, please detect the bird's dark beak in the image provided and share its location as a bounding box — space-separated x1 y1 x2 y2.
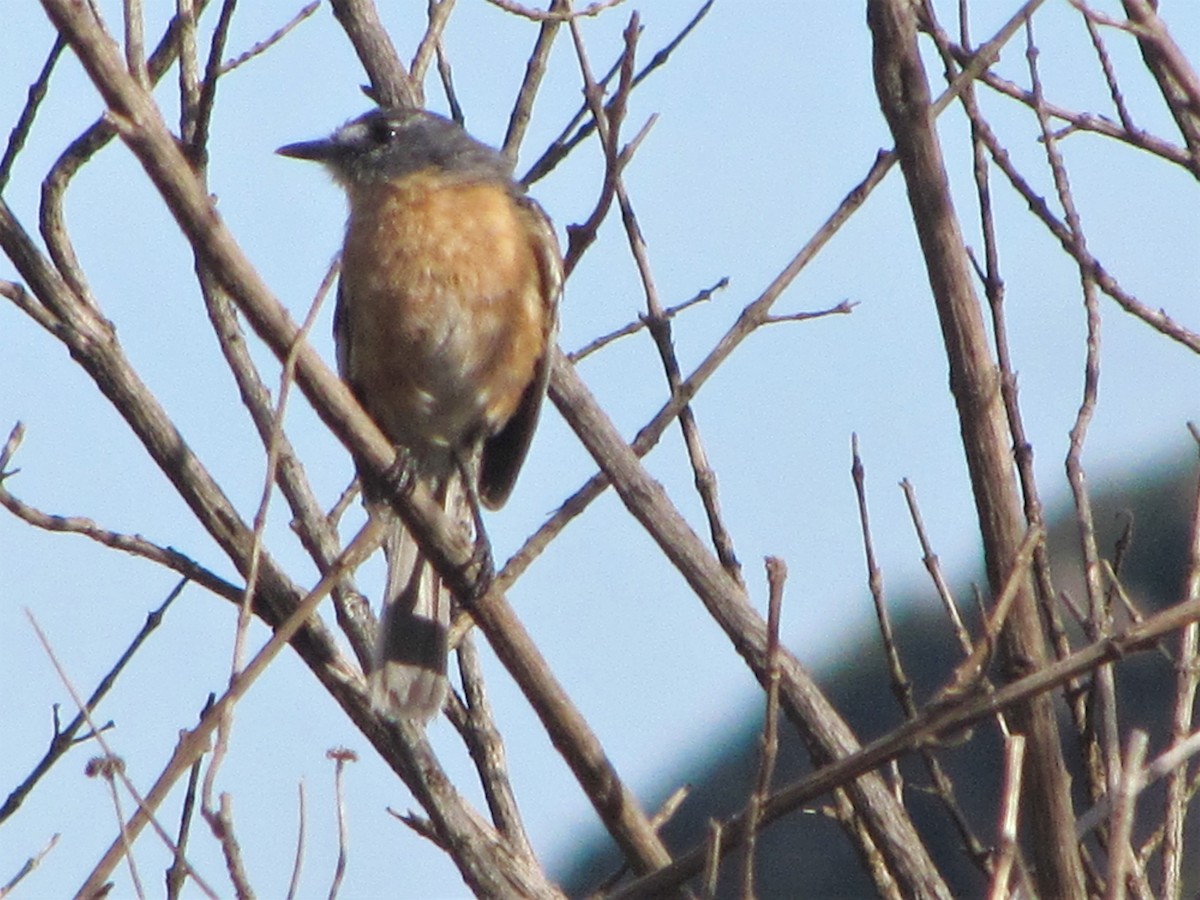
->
276 138 337 161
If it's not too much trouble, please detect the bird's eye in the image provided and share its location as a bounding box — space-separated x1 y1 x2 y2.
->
368 117 398 145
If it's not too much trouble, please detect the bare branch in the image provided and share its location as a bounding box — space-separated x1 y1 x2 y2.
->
166 703 208 900
285 781 306 900
74 521 383 897
503 0 568 159
0 35 65 192
1 580 185 825
741 557 787 898
614 588 1200 899
1105 731 1149 900
1161 435 1200 895
221 2 321 75
326 748 357 900
0 423 237 604
568 277 728 364
203 794 253 900
87 755 148 900
485 0 626 23
0 832 60 898
869 3 1085 894
27 612 221 899
453 635 535 858
327 0 420 108
411 0 456 86
521 0 715 186
986 735 1026 900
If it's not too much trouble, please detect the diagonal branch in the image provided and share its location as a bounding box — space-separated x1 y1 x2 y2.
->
614 585 1200 900
549 350 951 899
867 1 1085 895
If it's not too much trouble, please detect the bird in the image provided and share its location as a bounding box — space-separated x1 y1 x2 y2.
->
278 107 561 722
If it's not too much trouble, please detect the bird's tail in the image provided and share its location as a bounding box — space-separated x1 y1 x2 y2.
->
368 476 466 722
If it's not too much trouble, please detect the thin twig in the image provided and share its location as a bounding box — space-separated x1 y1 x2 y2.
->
0 425 240 602
386 807 448 851
72 519 384 898
411 0 456 86
176 0 201 146
740 557 786 899
189 0 239 163
856 444 992 870
221 2 320 74
862 461 998 872
38 1 216 310
1120 0 1200 174
0 832 60 898
1027 15 1119 814
200 259 374 669
503 0 567 159
326 0 419 109
485 0 626 23
286 780 306 900
613 585 1200 899
1077 727 1200 839
573 12 744 584
521 0 714 185
26 612 221 898
560 15 640 275
852 436 915 718
947 46 1194 171
123 0 147 86
88 755 147 900
589 785 692 895
1161 433 1200 896
701 820 722 900
327 748 357 900
1105 731 1149 900
166 697 210 900
567 277 728 363
453 635 535 857
207 794 253 900
0 577 186 824
987 735 1026 900
926 9 1076 697
433 35 463 125
969 104 1200 354
1080 4 1136 133
899 479 971 654
941 526 1042 704
0 35 66 192
202 237 334 818
497 293 852 597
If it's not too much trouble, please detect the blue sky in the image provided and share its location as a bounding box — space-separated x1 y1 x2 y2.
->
2 1 1198 896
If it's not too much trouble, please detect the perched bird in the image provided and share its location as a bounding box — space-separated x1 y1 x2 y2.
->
279 108 561 722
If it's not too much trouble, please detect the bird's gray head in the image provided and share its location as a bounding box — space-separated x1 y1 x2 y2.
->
277 108 513 188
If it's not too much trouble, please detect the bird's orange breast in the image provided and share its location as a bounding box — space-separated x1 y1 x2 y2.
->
337 170 547 471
